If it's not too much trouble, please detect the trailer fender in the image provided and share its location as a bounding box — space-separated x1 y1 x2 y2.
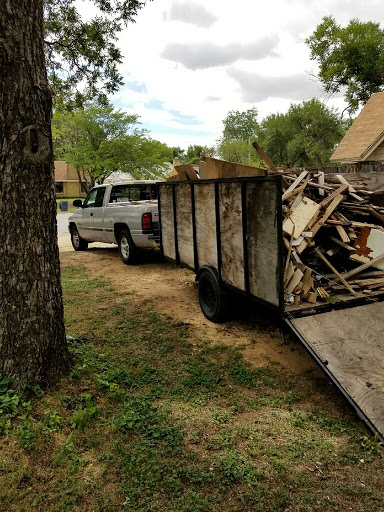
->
195 265 219 282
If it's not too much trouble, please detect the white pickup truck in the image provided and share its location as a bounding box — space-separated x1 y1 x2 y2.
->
68 181 159 264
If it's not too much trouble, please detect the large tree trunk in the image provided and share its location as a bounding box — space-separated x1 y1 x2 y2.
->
0 1 71 385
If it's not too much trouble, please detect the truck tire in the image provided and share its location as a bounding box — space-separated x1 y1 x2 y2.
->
198 270 228 323
118 229 136 265
70 226 88 251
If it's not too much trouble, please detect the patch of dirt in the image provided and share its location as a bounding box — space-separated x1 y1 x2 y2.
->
59 236 320 379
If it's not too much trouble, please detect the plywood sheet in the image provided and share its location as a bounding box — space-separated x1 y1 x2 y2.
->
246 181 281 307
283 196 320 239
159 185 176 261
351 227 384 270
219 182 244 290
194 183 217 268
290 302 384 438
199 156 266 179
175 184 194 269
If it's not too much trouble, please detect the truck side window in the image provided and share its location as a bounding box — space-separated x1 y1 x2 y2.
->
83 187 105 208
94 187 106 207
83 188 98 208
109 185 129 203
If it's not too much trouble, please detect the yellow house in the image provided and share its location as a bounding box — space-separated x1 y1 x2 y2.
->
54 161 89 197
331 92 384 166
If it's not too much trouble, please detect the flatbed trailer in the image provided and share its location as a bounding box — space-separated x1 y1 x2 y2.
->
158 176 384 441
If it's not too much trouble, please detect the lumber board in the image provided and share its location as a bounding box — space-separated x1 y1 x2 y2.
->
283 196 320 239
246 180 281 307
159 185 176 261
282 171 308 200
290 302 384 438
194 183 217 268
174 184 194 269
219 182 245 290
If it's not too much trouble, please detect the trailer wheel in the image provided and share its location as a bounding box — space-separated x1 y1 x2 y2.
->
198 270 228 323
118 229 136 265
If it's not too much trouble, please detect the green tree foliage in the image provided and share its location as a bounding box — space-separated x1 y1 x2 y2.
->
52 102 172 187
217 107 261 165
184 145 214 164
259 98 347 168
221 107 259 142
43 0 149 107
306 16 384 114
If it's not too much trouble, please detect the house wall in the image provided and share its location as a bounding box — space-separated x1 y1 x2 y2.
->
367 140 384 162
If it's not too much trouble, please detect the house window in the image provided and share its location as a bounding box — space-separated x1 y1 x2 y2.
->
56 182 64 194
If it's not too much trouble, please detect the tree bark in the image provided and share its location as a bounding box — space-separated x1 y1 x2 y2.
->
0 1 71 386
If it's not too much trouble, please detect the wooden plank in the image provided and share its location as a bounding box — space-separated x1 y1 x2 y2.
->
282 171 308 201
290 302 384 438
174 184 194 269
251 140 277 172
246 180 281 307
286 268 303 293
330 236 355 251
319 184 348 208
318 171 325 197
283 196 320 239
314 248 358 297
159 185 176 260
336 225 350 243
219 182 244 290
194 183 217 268
200 156 266 179
336 174 364 202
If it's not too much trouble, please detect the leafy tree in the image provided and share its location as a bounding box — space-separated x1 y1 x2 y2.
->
221 107 259 142
53 102 171 189
259 98 347 168
44 0 148 108
217 107 261 165
306 16 384 114
184 145 214 164
0 0 150 387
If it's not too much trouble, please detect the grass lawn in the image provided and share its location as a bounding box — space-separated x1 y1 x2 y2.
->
1 266 384 511
56 198 83 214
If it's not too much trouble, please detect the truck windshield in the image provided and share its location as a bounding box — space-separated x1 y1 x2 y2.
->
109 184 158 203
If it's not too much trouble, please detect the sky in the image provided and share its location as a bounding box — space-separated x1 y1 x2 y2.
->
79 0 384 150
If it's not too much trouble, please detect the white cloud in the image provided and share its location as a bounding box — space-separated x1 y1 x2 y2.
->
169 2 217 28
93 0 384 149
227 69 323 102
162 38 278 69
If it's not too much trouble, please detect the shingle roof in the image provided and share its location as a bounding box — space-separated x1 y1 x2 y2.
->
54 161 68 180
330 92 384 163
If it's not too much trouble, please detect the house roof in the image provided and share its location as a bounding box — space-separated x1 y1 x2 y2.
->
330 92 384 163
54 161 69 181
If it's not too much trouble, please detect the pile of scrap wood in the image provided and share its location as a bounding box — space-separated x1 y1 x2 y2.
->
281 170 384 306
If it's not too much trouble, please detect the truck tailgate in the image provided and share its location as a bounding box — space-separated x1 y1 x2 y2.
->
286 301 384 440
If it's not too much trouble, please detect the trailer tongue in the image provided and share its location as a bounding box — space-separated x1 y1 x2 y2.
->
158 176 384 441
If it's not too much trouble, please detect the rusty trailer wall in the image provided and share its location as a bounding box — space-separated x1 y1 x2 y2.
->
158 176 283 312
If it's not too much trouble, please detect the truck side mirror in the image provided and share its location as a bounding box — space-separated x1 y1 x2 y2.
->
73 199 83 208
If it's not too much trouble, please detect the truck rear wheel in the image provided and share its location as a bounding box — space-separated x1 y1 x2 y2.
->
70 226 88 251
118 229 136 265
198 270 228 323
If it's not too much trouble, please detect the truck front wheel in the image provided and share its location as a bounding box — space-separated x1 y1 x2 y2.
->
118 229 136 265
198 270 228 323
70 226 88 251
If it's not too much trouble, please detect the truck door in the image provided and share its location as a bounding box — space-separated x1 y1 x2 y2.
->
286 301 384 441
77 187 106 242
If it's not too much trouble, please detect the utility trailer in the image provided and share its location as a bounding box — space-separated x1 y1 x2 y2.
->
158 176 384 442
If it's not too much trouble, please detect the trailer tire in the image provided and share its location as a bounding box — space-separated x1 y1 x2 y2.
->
198 270 228 323
118 229 136 265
